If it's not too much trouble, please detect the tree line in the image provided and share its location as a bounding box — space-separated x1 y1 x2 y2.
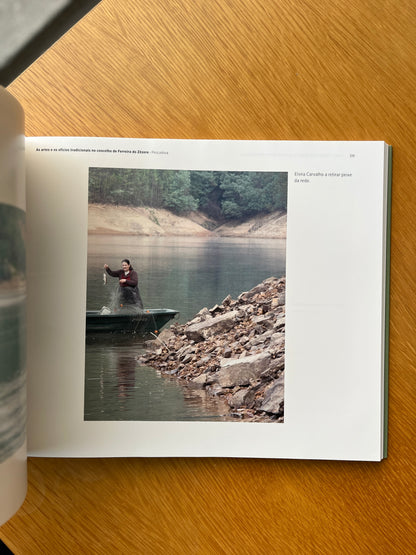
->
89 168 287 220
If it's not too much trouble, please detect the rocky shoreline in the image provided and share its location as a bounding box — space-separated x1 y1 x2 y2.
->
137 277 285 422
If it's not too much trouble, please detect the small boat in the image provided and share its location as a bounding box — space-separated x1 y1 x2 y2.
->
86 308 179 335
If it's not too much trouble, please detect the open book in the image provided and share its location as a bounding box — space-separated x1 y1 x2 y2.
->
0 88 392 524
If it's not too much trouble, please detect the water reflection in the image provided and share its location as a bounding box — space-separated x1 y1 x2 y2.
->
114 353 137 411
84 339 230 421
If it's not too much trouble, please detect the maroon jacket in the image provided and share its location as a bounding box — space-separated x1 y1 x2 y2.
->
105 267 138 288
105 266 143 308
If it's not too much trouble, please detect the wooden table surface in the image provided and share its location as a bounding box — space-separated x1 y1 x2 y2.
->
2 0 416 552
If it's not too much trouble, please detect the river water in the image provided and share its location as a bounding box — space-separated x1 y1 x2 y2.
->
84 235 286 421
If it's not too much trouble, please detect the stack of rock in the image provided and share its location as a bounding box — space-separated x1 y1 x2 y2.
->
138 276 285 422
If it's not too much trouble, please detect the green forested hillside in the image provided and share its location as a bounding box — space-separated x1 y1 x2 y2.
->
89 168 287 220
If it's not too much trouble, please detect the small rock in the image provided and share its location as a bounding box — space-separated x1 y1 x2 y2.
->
259 374 284 414
192 374 207 386
215 352 272 387
229 388 249 408
273 316 285 331
186 310 239 342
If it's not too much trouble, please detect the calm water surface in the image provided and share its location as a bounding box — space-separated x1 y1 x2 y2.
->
85 235 286 421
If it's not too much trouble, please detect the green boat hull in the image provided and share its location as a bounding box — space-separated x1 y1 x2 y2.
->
86 308 179 335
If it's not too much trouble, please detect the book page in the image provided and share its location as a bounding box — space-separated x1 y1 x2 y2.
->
25 138 389 461
0 88 26 525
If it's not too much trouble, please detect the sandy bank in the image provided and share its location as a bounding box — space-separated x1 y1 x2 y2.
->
88 204 212 236
88 204 287 238
215 211 287 239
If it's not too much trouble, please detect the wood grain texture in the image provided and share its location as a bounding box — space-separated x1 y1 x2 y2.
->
2 0 416 552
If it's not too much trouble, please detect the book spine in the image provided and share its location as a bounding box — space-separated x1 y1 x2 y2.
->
0 87 27 527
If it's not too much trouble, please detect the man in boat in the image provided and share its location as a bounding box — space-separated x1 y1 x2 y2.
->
104 259 144 310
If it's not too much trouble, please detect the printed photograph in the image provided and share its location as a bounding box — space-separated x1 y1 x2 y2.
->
0 203 26 463
84 169 287 422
